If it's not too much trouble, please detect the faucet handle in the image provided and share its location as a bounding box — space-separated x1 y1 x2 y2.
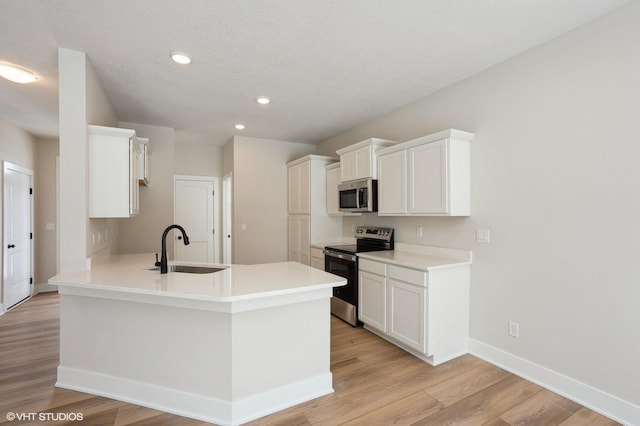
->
154 253 160 267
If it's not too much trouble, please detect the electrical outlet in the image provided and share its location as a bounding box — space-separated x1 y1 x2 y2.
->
508 321 519 338
416 226 423 238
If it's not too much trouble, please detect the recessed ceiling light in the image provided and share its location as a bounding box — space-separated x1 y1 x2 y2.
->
0 63 39 84
234 124 245 130
256 96 270 105
170 52 191 65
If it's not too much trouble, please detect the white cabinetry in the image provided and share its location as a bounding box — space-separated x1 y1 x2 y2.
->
287 155 342 266
377 129 473 216
88 125 141 218
310 247 325 270
358 252 470 366
325 162 341 216
358 259 387 332
288 215 310 265
336 138 396 182
288 159 311 214
137 138 150 185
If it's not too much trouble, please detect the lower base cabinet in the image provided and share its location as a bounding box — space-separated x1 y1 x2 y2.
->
359 257 469 366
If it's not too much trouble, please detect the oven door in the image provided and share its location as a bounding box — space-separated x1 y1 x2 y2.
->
324 250 358 326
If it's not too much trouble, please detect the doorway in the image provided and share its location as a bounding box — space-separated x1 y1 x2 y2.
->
173 175 219 263
3 162 33 312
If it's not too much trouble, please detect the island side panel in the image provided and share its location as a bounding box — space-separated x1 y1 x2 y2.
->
230 297 334 423
57 293 233 403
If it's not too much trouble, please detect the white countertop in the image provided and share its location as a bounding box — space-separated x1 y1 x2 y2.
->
357 243 472 271
49 253 346 303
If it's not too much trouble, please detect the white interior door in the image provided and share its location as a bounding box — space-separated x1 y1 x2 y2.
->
3 162 33 311
222 173 232 264
174 176 217 263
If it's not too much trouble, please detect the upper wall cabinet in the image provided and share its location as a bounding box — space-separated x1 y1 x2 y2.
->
336 138 396 182
88 125 141 218
377 129 473 216
137 137 150 185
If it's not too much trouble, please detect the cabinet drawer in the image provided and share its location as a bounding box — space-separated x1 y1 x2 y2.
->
388 265 427 287
359 258 386 275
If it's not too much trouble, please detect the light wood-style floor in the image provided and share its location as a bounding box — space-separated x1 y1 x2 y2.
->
0 293 618 425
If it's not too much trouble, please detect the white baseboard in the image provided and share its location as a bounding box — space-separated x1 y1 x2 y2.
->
56 366 333 425
35 283 58 294
469 339 640 426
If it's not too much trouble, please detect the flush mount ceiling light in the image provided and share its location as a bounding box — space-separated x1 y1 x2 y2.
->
256 96 270 105
170 52 191 65
0 63 39 84
234 124 245 130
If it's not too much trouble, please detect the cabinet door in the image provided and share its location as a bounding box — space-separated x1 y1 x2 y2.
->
378 151 407 215
340 151 356 182
354 146 372 180
288 162 311 214
129 138 140 216
359 271 387 332
408 140 448 214
387 279 427 353
326 166 341 215
288 215 310 265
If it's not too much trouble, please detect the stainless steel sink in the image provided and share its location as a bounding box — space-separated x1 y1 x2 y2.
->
148 265 226 274
170 265 226 274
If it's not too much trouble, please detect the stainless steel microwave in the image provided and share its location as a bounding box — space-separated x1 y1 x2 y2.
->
338 179 378 212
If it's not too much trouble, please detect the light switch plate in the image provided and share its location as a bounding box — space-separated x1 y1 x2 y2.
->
477 229 490 243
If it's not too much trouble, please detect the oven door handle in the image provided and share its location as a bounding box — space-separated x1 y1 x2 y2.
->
323 250 357 262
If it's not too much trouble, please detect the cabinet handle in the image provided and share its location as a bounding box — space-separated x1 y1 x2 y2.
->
7 244 15 249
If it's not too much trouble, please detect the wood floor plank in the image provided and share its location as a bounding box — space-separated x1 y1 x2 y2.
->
413 374 543 425
340 390 442 426
558 407 621 426
425 362 512 407
0 293 622 426
499 388 582 425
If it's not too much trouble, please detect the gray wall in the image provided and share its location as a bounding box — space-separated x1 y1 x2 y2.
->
0 119 36 307
228 136 315 264
317 2 640 409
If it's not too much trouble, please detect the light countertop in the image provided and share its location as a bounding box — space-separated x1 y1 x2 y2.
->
358 243 472 271
49 253 346 303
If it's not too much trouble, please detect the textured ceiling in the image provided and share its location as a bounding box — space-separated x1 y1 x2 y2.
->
0 0 631 146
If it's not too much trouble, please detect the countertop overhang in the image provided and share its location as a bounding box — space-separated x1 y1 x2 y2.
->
49 253 346 313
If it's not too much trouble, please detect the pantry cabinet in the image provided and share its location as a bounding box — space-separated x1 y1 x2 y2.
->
288 159 311 214
358 252 470 366
336 138 396 182
287 155 342 266
88 125 141 218
377 129 473 216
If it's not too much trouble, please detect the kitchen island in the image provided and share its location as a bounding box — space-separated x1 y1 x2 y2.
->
49 254 346 426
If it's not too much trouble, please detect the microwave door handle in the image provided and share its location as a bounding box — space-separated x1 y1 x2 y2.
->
356 189 361 209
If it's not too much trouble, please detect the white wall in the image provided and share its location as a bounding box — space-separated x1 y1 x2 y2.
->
34 138 58 286
116 123 223 259
317 1 640 414
0 120 36 307
229 136 315 264
58 48 117 272
115 122 174 256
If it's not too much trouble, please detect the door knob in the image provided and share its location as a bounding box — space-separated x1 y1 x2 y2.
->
7 244 15 249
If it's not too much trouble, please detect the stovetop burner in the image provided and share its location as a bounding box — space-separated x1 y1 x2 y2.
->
324 226 394 254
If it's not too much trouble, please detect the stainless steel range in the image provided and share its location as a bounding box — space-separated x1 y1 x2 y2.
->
324 226 394 326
